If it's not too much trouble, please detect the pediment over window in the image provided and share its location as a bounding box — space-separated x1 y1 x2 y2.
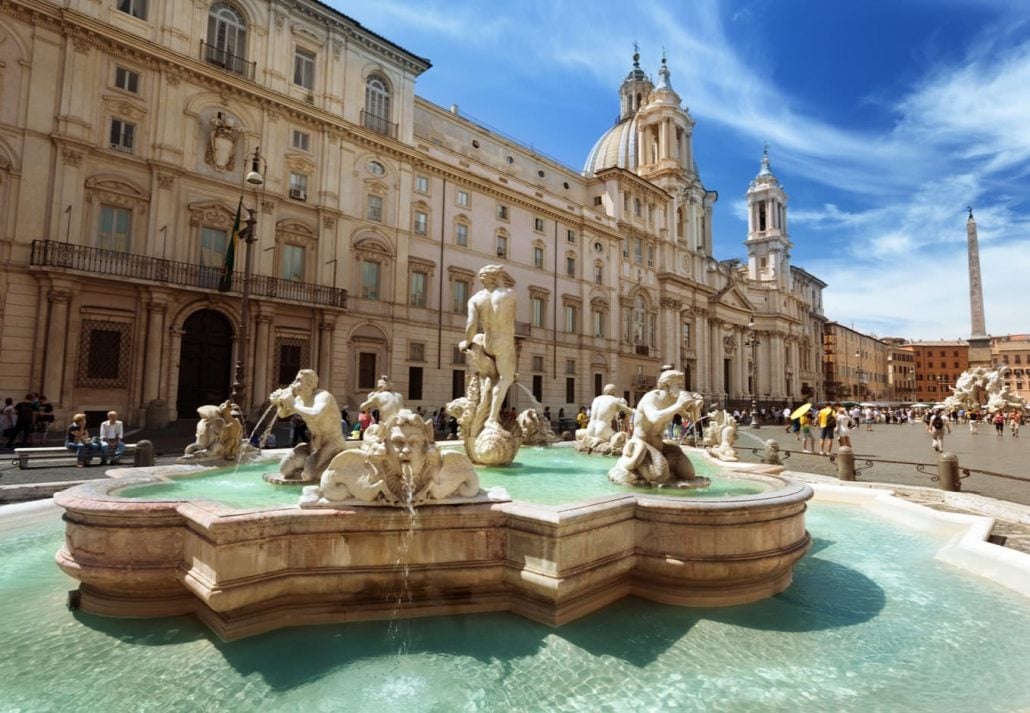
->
187 200 235 228
353 234 393 257
277 219 315 238
86 175 150 207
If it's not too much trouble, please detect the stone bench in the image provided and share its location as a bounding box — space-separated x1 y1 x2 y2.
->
12 443 138 470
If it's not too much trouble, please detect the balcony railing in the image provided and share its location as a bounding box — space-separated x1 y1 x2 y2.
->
361 110 397 139
30 240 347 309
201 41 256 80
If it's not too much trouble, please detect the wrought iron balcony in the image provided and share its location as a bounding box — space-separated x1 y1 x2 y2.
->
201 41 256 80
361 110 397 139
30 240 347 309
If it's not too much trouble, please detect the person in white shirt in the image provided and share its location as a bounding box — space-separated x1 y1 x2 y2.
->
99 410 125 464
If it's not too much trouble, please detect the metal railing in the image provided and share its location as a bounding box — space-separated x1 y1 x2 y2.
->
201 41 255 80
30 240 347 309
361 110 397 139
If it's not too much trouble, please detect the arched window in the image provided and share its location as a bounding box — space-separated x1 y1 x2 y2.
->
363 75 392 136
206 3 248 75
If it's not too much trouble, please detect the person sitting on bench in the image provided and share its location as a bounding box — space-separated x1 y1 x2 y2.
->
99 410 125 465
66 413 100 467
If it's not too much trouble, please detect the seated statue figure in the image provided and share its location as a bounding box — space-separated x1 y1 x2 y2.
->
576 384 635 455
517 408 557 445
270 369 347 481
608 370 708 488
179 400 243 462
708 415 739 462
360 375 405 426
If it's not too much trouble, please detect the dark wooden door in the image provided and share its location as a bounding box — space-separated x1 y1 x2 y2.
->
177 310 233 416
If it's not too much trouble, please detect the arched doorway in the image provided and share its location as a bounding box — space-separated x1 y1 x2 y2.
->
177 309 233 416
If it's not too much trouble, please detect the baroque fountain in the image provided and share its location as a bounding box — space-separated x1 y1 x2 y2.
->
53 265 811 640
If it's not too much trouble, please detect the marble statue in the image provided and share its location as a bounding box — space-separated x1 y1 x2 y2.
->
270 369 346 481
945 365 1026 414
360 375 405 425
702 409 726 447
608 370 709 488
707 413 739 462
576 384 635 455
299 409 481 507
178 400 246 463
517 408 557 445
447 265 521 466
761 438 782 466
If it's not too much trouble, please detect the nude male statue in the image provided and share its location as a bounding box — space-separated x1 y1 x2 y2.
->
271 369 347 480
585 384 635 441
360 375 405 424
458 265 517 431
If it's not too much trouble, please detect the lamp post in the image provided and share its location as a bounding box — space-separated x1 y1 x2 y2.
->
746 317 760 428
230 147 266 413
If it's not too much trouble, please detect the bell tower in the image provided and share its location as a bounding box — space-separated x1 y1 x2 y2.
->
619 46 653 120
745 145 791 288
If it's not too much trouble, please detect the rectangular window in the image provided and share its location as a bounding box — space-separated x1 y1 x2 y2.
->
593 264 603 284
293 48 315 89
456 190 469 207
452 347 466 365
117 0 147 20
566 377 575 404
281 244 305 281
198 226 226 288
409 271 427 307
109 119 135 153
292 130 310 151
413 211 428 236
567 229 576 243
496 235 508 258
276 342 303 387
497 204 509 221
408 366 423 401
566 256 575 277
367 194 383 221
592 310 604 338
532 374 543 403
531 355 544 371
564 304 578 333
415 175 430 193
452 370 466 399
289 173 308 201
98 205 132 252
565 359 576 375
452 280 469 313
647 245 655 268
358 352 377 390
455 223 468 247
534 217 544 232
633 238 642 263
361 260 380 300
593 196 603 207
409 342 425 362
88 329 121 380
533 247 544 269
114 66 139 93
531 296 545 328
682 322 691 348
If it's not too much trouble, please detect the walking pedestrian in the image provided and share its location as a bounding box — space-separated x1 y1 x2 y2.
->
817 403 836 456
930 409 950 452
800 410 815 453
993 411 1005 436
836 406 854 450
5 394 35 448
1010 410 1022 437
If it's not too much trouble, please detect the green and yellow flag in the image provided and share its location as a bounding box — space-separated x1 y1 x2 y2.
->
218 198 243 292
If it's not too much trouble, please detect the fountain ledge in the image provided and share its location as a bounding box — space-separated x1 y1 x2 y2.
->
54 468 812 640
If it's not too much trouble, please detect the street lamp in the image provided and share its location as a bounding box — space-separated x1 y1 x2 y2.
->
230 146 266 414
746 317 760 428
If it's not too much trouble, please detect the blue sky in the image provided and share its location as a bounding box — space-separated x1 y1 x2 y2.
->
334 0 1030 341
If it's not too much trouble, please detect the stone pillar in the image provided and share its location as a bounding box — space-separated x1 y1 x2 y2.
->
142 302 167 403
319 319 336 385
253 314 273 404
836 445 855 481
167 327 185 421
43 288 73 403
938 452 960 491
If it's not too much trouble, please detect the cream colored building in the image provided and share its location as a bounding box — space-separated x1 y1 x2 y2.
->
0 0 826 426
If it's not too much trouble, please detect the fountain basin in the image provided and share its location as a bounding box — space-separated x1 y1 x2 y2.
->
54 469 811 640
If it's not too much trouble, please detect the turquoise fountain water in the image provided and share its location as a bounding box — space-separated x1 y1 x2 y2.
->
3 501 1029 711
116 447 765 508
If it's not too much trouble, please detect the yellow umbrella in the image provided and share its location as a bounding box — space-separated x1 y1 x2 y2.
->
790 403 814 420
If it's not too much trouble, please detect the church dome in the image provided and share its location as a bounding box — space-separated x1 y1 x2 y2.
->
583 116 639 175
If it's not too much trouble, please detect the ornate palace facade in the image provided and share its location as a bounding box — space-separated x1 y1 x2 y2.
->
0 0 825 425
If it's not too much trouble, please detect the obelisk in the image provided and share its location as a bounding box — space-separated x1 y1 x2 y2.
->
965 208 992 367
